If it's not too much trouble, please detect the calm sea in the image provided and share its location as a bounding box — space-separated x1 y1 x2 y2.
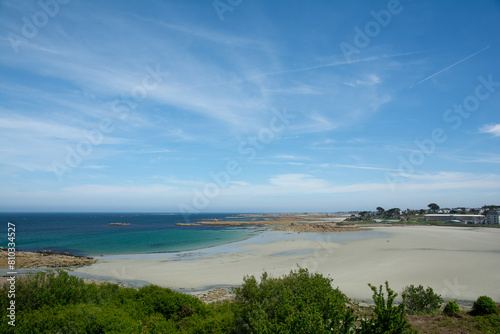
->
0 213 257 256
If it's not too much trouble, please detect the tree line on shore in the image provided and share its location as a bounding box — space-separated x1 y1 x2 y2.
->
350 204 499 220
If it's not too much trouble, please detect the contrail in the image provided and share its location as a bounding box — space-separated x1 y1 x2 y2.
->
409 45 490 89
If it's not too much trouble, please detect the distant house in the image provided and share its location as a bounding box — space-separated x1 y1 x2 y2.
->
372 219 400 223
485 210 500 225
424 214 484 224
425 214 453 221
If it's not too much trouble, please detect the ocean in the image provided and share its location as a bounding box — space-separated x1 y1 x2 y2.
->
0 213 257 256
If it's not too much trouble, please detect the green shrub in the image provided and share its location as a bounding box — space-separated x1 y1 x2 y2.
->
402 284 443 314
137 284 207 321
180 301 237 334
468 312 500 331
443 300 460 317
142 314 179 333
472 296 498 316
358 282 414 334
16 303 141 333
7 270 87 312
0 272 215 333
233 268 355 334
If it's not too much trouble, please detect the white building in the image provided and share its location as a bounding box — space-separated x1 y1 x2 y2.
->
424 214 484 224
485 210 500 225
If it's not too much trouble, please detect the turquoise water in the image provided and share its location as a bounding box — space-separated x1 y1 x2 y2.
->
0 213 257 256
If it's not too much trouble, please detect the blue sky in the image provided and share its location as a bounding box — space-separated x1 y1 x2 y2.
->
1 0 499 212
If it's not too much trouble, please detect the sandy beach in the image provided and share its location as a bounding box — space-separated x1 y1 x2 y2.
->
74 226 500 303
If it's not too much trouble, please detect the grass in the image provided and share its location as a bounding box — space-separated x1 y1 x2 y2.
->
353 305 500 333
352 304 500 333
407 312 500 333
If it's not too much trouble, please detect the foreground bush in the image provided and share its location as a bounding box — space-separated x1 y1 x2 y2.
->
0 271 230 334
137 284 206 321
472 296 498 316
402 284 443 314
443 300 460 317
233 268 355 333
16 304 146 333
358 282 414 334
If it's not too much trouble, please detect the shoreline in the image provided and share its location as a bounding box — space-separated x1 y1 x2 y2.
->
73 225 500 303
179 213 349 227
4 221 499 305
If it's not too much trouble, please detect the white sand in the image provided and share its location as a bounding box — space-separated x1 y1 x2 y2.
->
74 226 500 302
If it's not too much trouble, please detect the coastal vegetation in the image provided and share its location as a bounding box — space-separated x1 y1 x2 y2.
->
357 282 412 333
402 285 443 314
472 296 499 316
443 300 460 317
1 270 499 333
233 268 356 333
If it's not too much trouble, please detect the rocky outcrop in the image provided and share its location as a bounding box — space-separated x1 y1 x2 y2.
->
194 288 234 303
274 223 359 233
0 249 96 269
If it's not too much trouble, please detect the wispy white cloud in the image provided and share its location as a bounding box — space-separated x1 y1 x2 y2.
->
251 52 414 80
83 165 108 169
0 114 126 172
147 19 269 50
221 171 500 199
264 85 322 95
479 123 500 137
1 2 400 140
269 174 329 189
274 155 310 160
141 149 176 154
0 183 185 210
335 164 400 172
344 73 381 87
0 116 84 141
267 171 498 194
390 172 500 192
288 112 338 134
452 155 500 164
62 184 178 197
